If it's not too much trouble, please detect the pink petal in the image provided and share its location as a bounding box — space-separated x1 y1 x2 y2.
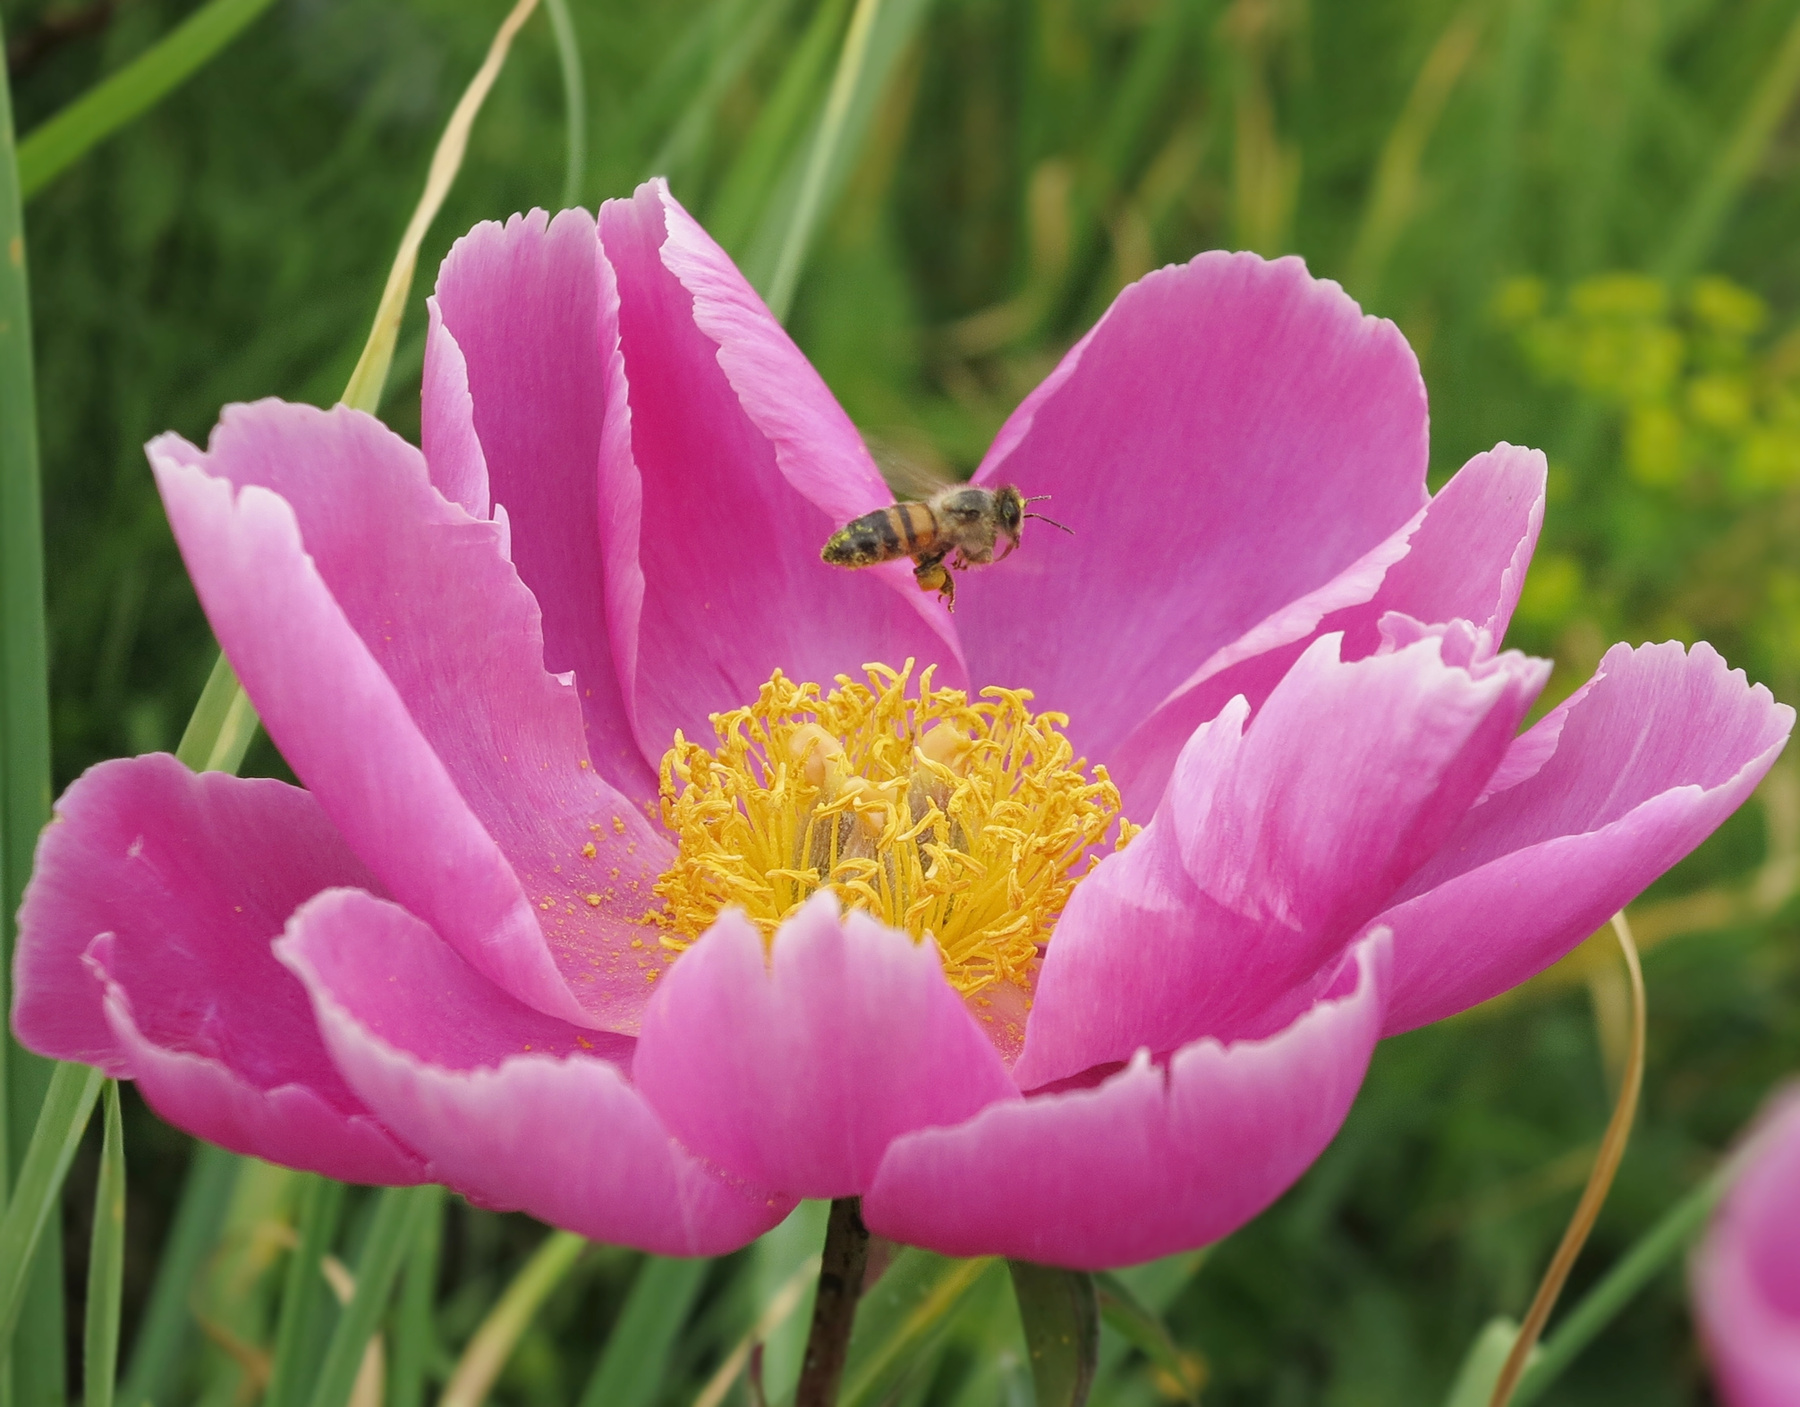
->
632 893 1019 1198
149 404 675 1031
1338 442 1544 654
1016 633 1545 1089
278 888 790 1257
1379 641 1794 1033
596 180 962 760
1694 1087 1800 1407
420 297 489 518
97 969 424 1186
1107 443 1547 817
12 754 421 1184
429 210 655 803
863 932 1388 1269
956 252 1428 763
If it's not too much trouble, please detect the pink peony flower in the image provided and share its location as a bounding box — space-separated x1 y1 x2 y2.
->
12 181 1791 1266
1694 1087 1800 1406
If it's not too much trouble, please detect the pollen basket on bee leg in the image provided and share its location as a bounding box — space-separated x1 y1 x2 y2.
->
647 661 1139 1002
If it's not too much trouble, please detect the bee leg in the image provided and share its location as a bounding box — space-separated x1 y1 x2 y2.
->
913 553 955 611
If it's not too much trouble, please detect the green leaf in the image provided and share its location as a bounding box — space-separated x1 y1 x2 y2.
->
578 1256 710 1407
1007 1262 1099 1407
81 1082 126 1407
0 1062 105 1345
1093 1271 1198 1405
838 1251 996 1407
304 1187 432 1407
17 0 278 201
117 1144 242 1407
263 1175 349 1407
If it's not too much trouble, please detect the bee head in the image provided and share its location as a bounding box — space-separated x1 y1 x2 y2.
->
994 485 1027 546
1000 487 1073 556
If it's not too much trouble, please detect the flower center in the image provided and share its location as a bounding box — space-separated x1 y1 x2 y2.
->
649 661 1135 998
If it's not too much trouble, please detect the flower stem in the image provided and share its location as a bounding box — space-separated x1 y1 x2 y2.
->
1488 911 1646 1407
794 1198 871 1407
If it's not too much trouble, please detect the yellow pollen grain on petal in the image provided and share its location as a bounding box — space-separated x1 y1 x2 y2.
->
648 660 1134 998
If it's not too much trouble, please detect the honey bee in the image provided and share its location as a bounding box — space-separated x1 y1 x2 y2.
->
820 484 1071 611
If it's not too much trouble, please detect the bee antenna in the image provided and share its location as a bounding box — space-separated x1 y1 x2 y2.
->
1025 511 1074 535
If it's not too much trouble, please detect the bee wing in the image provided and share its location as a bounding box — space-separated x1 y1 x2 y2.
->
862 430 959 502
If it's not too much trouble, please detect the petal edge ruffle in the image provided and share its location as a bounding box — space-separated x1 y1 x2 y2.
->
279 888 789 1256
11 754 422 1184
864 931 1389 1269
633 894 1019 1198
1379 640 1793 1033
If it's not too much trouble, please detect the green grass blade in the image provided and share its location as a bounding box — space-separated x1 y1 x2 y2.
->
543 0 589 208
838 1252 995 1407
0 1062 104 1344
304 1186 430 1407
1440 1317 1528 1407
1046 0 1194 326
1656 7 1800 283
0 18 64 1399
174 0 544 772
631 0 754 170
117 1143 242 1407
193 1161 299 1407
1343 1 1485 306
1509 1159 1733 1405
763 0 886 321
577 1255 710 1407
643 0 796 189
1092 1271 1197 1405
0 8 40 1199
388 1184 445 1407
82 1082 126 1407
1464 0 1551 298
741 0 933 304
16 0 278 201
340 0 542 414
175 653 260 774
440 1230 587 1407
263 1175 349 1407
704 0 849 256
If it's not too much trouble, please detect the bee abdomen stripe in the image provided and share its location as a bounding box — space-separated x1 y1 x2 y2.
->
871 511 903 556
897 501 933 552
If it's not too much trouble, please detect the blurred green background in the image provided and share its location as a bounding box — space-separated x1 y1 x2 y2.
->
7 0 1800 1402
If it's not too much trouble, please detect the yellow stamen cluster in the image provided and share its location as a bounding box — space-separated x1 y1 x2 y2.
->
650 662 1134 997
